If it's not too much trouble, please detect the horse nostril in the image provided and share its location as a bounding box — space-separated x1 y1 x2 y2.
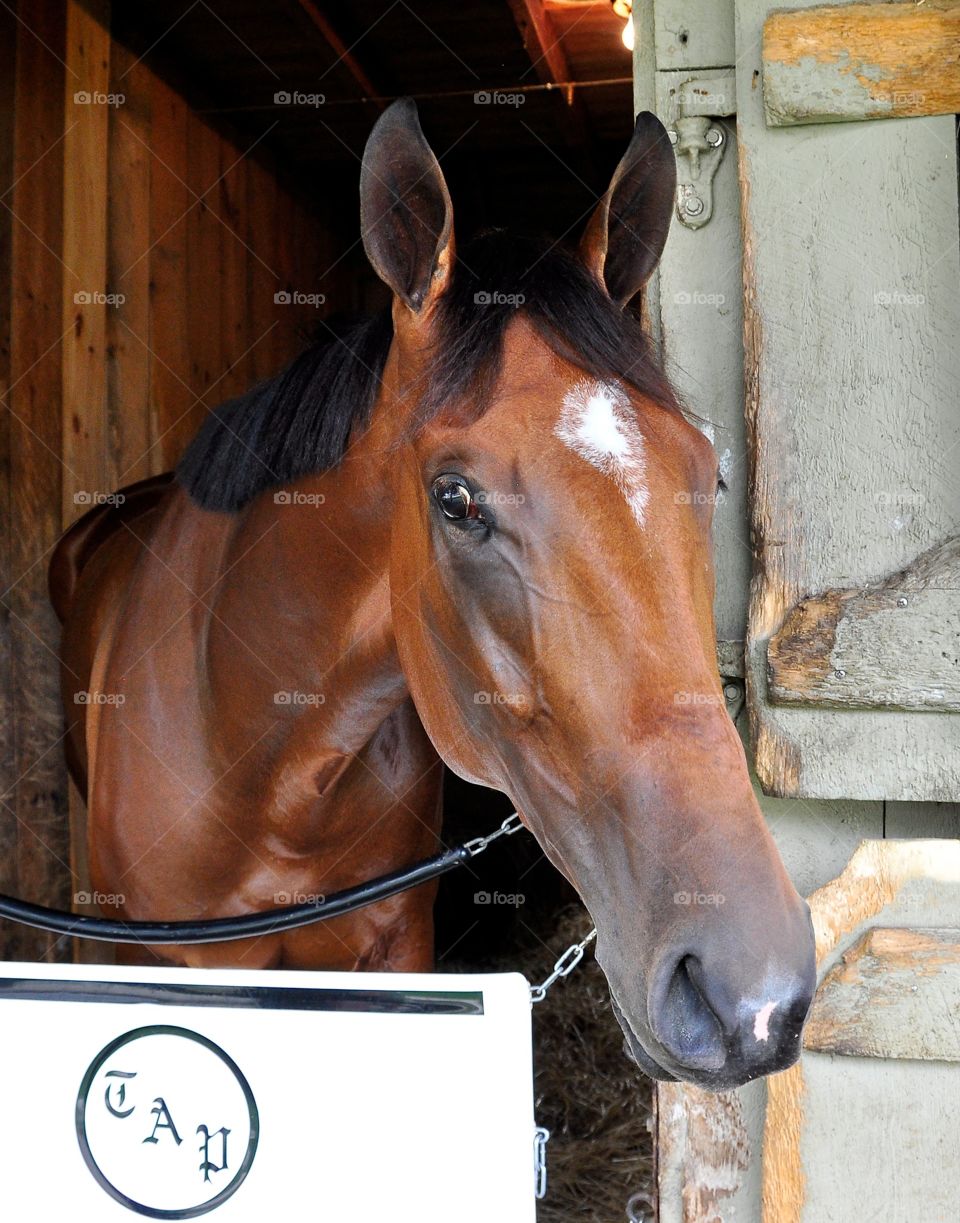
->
650 953 727 1072
648 944 815 1080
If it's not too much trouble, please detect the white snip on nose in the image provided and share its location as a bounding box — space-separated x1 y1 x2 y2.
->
753 1000 777 1043
554 379 649 526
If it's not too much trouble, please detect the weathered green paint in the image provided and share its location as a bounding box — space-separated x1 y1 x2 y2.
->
738 0 960 801
768 535 960 712
763 54 894 126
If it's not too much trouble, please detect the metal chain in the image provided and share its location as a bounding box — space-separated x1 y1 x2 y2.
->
463 812 525 857
529 927 597 1003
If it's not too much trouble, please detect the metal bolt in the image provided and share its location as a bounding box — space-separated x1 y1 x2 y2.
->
682 195 704 217
897 597 908 608
834 668 846 679
667 128 678 145
706 126 723 147
723 684 740 703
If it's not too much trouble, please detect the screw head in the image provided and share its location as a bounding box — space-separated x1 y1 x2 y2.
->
897 597 908 608
682 194 704 217
834 668 846 679
706 126 723 147
723 684 740 703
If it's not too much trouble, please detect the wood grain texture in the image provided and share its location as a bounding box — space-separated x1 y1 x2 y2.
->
3 7 347 962
0 0 17 952
61 0 113 964
768 535 960 711
804 926 960 1059
738 0 960 801
107 45 152 487
186 112 223 425
656 1082 750 1222
763 0 960 126
5 0 72 961
763 839 960 1222
61 0 110 524
148 72 192 470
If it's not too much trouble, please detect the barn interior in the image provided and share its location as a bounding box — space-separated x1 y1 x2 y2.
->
0 1 651 1217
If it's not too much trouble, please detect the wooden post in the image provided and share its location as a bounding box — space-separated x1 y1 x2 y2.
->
5 0 72 961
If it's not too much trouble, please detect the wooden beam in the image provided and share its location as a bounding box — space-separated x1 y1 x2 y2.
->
295 0 384 108
763 0 960 127
509 0 577 100
804 927 960 1060
767 536 960 713
507 0 595 165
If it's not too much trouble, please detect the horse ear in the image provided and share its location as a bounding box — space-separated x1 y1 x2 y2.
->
360 97 454 314
579 111 676 308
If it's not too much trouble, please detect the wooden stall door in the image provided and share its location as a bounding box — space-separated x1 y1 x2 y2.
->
738 0 960 804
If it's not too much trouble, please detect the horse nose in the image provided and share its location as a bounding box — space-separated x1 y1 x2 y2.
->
647 947 815 1079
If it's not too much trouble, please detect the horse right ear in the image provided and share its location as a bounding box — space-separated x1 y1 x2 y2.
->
360 98 454 316
579 111 676 308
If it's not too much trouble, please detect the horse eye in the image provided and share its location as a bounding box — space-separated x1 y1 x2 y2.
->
432 475 481 522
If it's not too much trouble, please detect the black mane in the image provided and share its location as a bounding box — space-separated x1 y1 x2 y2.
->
177 231 679 512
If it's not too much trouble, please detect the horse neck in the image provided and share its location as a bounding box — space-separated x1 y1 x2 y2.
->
199 381 417 801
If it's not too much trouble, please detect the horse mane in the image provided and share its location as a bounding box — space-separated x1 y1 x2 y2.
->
177 230 680 512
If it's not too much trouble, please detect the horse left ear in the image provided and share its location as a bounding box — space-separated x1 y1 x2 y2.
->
360 97 454 315
579 111 676 308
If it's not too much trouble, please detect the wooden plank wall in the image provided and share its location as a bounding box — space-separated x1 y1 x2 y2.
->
0 0 349 960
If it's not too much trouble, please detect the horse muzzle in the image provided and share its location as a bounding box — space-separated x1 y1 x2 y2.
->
602 906 817 1091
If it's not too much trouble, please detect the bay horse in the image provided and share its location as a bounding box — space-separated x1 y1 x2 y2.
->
52 99 814 1089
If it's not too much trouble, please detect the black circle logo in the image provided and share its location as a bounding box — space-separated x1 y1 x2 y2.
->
76 1025 259 1218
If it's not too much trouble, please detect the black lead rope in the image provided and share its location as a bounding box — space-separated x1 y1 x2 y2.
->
0 815 525 945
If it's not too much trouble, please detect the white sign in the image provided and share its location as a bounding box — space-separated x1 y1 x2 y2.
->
0 962 537 1221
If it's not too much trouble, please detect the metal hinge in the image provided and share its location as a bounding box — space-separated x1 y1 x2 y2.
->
663 71 736 230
